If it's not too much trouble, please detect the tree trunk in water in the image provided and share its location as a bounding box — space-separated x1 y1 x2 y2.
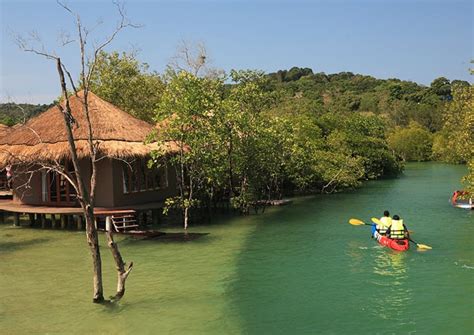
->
227 128 234 198
105 227 133 302
56 58 105 303
84 206 104 303
184 207 189 230
183 175 193 230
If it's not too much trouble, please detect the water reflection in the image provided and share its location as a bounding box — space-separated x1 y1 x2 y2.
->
369 250 413 324
0 237 51 254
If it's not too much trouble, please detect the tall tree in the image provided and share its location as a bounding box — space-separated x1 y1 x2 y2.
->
15 1 136 303
434 84 474 192
88 50 164 122
430 77 452 100
153 71 224 228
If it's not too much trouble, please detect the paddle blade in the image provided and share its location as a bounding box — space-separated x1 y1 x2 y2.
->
349 218 365 226
371 217 382 225
417 243 432 250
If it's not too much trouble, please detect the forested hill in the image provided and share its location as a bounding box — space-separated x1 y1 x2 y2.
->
0 103 52 126
265 67 470 132
1 66 469 132
1 54 471 197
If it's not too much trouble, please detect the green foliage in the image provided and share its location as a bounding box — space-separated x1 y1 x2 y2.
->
432 131 459 162
433 85 474 192
152 71 225 223
266 68 448 132
88 51 164 122
430 77 452 100
0 103 52 125
465 160 474 194
388 122 433 161
269 67 313 82
436 85 473 163
151 68 403 226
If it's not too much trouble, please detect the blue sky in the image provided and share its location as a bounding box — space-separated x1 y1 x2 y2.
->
1 0 472 103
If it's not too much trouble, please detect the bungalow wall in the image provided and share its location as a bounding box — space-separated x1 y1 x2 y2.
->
12 159 94 206
12 158 177 208
12 166 43 204
111 159 177 207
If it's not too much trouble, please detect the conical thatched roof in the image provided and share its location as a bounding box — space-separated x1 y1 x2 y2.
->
0 91 178 166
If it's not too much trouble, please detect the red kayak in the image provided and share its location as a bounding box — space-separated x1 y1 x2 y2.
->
373 231 409 251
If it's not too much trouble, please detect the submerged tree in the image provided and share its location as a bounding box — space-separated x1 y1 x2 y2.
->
13 1 137 303
153 71 224 229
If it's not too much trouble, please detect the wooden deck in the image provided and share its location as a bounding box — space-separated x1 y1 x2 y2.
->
0 199 165 215
0 190 13 197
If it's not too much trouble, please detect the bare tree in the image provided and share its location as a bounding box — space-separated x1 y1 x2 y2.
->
169 40 224 79
12 0 138 303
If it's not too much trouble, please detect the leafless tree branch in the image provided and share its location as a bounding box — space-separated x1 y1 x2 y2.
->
11 0 138 305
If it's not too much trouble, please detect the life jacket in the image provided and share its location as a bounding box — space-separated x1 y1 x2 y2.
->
377 216 392 235
390 219 405 240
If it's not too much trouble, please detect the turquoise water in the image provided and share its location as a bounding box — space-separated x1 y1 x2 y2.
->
0 163 473 334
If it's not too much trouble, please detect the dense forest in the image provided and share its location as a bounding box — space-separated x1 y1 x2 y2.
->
1 52 472 221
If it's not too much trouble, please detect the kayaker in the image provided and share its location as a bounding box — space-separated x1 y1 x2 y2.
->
376 210 391 236
386 215 408 240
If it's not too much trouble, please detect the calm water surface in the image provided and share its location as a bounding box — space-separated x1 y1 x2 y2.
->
1 163 473 334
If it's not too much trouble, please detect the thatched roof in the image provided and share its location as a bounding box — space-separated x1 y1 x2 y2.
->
0 91 178 166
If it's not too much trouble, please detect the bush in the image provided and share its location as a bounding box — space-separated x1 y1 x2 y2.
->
388 122 433 161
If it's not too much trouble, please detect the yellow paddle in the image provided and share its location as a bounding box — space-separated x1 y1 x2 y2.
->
371 218 431 250
349 218 373 226
409 238 432 250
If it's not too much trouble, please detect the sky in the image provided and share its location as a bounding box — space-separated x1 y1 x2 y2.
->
1 0 472 104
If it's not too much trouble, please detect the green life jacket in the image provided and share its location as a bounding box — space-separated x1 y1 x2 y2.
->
390 219 405 239
377 216 392 234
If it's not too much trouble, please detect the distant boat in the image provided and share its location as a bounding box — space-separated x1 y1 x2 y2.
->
451 190 473 210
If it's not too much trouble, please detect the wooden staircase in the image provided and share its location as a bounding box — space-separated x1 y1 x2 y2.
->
111 210 139 232
95 209 138 232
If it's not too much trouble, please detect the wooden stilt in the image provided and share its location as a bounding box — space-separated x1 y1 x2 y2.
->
105 216 112 232
67 215 73 229
135 211 141 226
0 211 4 224
51 214 57 229
75 215 83 230
60 215 67 229
142 211 148 227
40 214 46 228
14 213 20 226
28 213 36 226
152 209 160 226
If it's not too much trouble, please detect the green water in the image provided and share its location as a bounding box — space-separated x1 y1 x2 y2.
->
1 163 473 334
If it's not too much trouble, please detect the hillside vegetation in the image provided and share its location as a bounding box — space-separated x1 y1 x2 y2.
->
0 103 52 126
2 53 471 210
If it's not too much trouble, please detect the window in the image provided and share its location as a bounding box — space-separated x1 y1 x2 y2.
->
122 159 168 194
41 166 77 204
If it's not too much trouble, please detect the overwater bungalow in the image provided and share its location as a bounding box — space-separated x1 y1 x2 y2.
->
0 91 178 228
